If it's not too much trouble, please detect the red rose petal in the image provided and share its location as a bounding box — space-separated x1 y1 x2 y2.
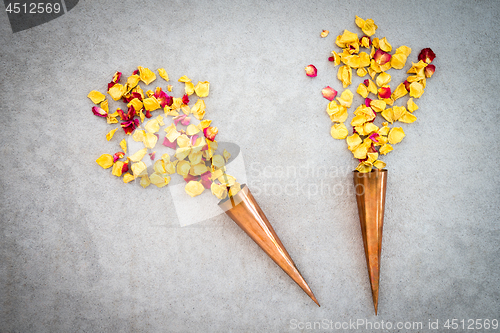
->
321 86 338 101
305 64 317 77
418 48 436 64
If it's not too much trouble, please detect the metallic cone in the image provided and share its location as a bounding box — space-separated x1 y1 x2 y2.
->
353 169 387 315
219 184 319 306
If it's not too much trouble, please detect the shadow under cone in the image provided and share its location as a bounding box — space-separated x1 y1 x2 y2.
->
353 169 387 315
219 184 319 306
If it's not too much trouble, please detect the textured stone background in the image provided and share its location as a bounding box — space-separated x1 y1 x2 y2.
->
1 0 499 332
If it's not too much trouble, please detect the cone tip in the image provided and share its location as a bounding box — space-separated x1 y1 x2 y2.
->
311 294 320 307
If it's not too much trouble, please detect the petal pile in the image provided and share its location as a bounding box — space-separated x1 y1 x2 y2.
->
90 67 241 198
313 16 435 172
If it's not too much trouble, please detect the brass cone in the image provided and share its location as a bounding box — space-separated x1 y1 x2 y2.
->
353 169 387 315
219 184 319 306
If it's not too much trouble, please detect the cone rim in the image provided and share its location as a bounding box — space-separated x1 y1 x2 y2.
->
353 169 388 174
218 183 249 210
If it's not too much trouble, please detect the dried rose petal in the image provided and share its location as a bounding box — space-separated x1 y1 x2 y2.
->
424 64 435 78
92 106 107 117
121 161 129 173
96 154 113 169
305 64 317 77
120 119 139 135
418 48 436 64
373 49 391 65
320 30 329 38
182 94 190 105
322 86 338 101
378 86 391 99
113 152 125 162
162 136 177 149
364 98 372 107
203 126 218 141
359 36 371 48
88 90 106 104
403 80 411 91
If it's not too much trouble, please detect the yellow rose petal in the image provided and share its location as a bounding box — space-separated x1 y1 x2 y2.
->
140 175 151 188
138 66 156 85
211 182 228 200
346 133 362 151
379 143 393 155
88 90 106 104
388 127 405 144
336 89 353 108
120 139 127 154
108 84 126 101
100 99 109 112
129 148 148 162
96 154 113 169
133 129 146 142
212 155 225 170
106 128 118 141
177 160 191 177
194 81 210 97
407 98 418 112
131 161 147 178
223 149 231 162
331 123 348 139
191 99 206 120
409 82 424 98
143 132 158 149
391 83 408 100
378 37 392 52
355 161 373 173
185 181 204 197
356 83 369 98
123 173 135 183
143 97 161 111
111 161 124 177
185 81 195 96
150 172 170 188
158 68 169 81
376 72 391 87
145 119 160 134
399 111 417 123
186 124 200 136
190 163 208 176
373 160 386 169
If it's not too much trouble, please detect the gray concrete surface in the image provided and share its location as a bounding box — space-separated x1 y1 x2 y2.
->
1 0 499 332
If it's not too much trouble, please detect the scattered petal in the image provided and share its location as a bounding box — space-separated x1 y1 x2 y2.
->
129 148 148 162
185 181 205 197
305 64 318 77
203 126 218 141
106 128 118 141
388 127 405 144
320 30 329 38
424 64 435 78
418 48 436 64
211 182 228 200
322 86 338 101
96 154 113 169
92 106 107 117
88 90 106 104
158 68 169 81
194 81 210 97
331 123 348 139
138 66 156 85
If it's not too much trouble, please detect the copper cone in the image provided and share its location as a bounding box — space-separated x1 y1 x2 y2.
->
219 184 319 306
353 169 387 315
